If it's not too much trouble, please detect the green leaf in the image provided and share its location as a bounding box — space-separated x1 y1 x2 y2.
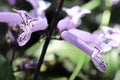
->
50 77 67 80
69 54 87 80
25 39 90 65
0 54 15 80
104 48 120 77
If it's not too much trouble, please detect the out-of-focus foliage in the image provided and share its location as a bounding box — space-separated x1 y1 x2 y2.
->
0 54 15 80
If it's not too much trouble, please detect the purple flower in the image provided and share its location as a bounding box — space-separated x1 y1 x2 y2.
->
57 6 91 31
63 6 91 26
14 10 48 46
27 0 51 16
61 29 106 72
0 10 48 46
93 26 120 54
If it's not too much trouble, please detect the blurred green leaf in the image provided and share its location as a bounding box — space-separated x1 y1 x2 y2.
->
0 54 15 80
114 69 120 80
69 54 88 80
25 39 90 65
50 77 67 80
104 48 120 78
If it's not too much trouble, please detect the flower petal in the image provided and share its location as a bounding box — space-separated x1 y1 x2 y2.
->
61 31 93 56
63 6 91 17
31 17 48 32
91 51 106 72
37 0 51 15
0 12 22 24
17 32 31 46
68 29 95 43
57 17 76 31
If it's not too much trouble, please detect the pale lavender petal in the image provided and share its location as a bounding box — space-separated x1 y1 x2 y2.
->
63 6 91 17
61 31 94 56
68 29 96 43
91 49 106 72
31 17 48 32
13 9 32 23
57 17 76 31
0 12 22 24
17 32 31 46
37 0 51 15
100 26 120 47
71 14 81 26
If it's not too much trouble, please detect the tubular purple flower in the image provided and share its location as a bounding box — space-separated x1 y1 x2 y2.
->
61 30 93 56
13 10 48 46
61 29 106 72
0 12 22 24
0 10 48 46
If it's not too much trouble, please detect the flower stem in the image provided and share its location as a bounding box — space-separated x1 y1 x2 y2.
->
32 0 64 80
100 0 112 26
69 55 86 80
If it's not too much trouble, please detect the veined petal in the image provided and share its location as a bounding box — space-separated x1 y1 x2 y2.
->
17 32 31 46
30 17 48 32
0 12 22 24
61 31 94 56
91 49 106 72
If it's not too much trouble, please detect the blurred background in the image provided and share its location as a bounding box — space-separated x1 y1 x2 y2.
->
0 0 120 80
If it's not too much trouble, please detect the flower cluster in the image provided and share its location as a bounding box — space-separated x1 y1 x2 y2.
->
57 6 120 72
0 0 120 73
